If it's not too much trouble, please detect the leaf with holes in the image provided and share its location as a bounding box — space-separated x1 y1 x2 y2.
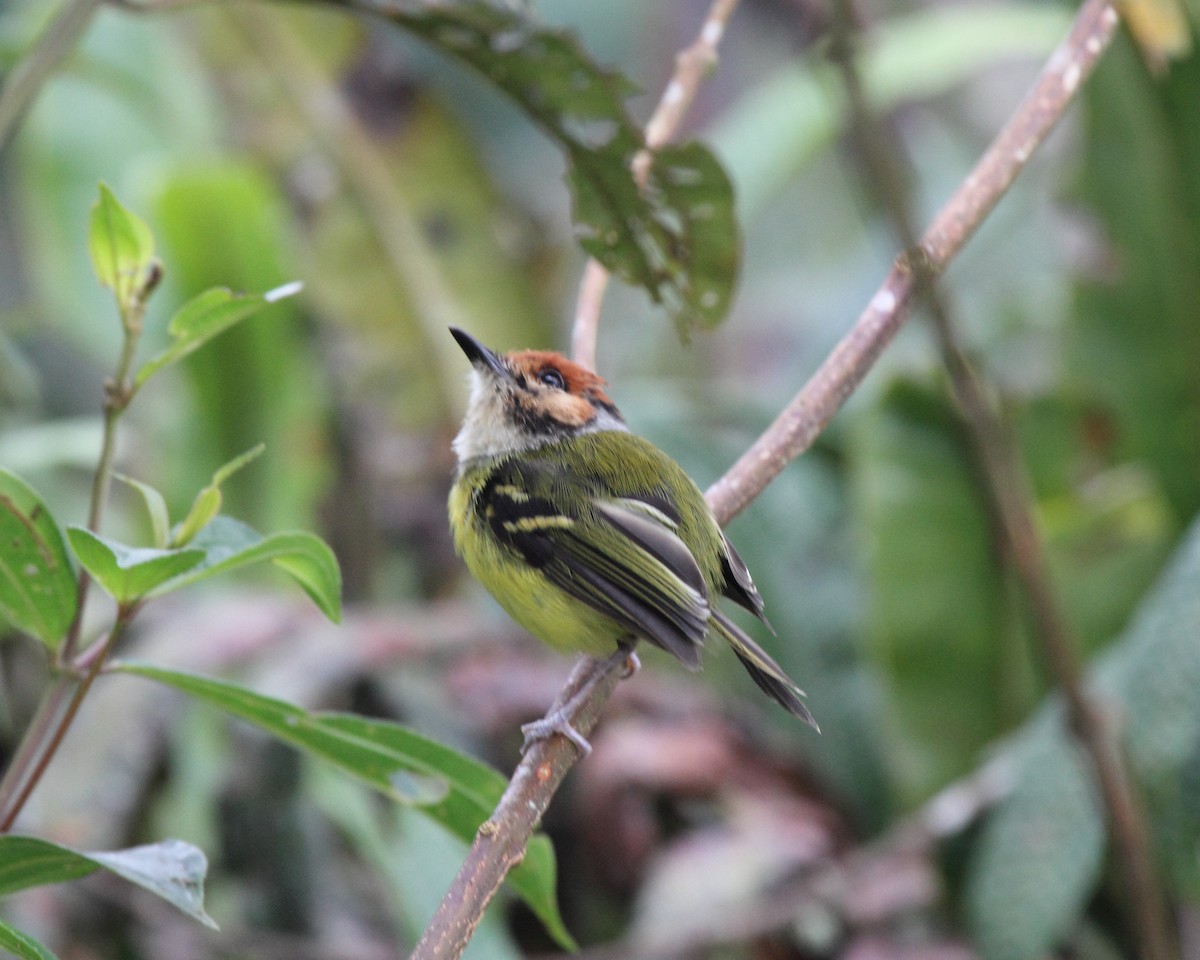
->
318 0 738 334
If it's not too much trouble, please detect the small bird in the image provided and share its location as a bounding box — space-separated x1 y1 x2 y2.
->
447 328 817 753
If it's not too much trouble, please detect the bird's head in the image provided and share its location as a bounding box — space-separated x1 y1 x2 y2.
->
450 327 627 465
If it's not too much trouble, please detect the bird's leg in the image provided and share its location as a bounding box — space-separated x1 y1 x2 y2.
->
521 644 636 756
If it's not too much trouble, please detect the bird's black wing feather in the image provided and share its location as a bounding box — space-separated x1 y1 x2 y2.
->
481 458 710 667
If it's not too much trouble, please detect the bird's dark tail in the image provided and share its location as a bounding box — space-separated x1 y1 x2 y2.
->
711 611 819 731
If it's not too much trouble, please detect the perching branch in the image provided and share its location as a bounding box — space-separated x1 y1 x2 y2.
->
411 0 1122 956
570 0 742 370
824 1 1173 957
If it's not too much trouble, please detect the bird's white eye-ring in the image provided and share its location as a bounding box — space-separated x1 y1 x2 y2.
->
538 369 566 390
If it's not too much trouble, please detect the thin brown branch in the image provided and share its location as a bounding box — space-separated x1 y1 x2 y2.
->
826 1 1173 957
411 1 1121 955
707 0 1119 525
571 0 742 369
409 650 626 960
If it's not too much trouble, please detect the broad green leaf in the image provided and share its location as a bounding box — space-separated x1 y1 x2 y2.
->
88 183 156 307
115 474 171 549
965 517 1200 955
0 919 58 960
965 737 1105 960
0 836 216 930
850 381 1024 801
0 470 78 648
66 528 204 604
1070 41 1200 523
173 443 266 546
134 282 302 388
318 0 738 334
116 662 574 948
150 515 341 622
1097 514 1200 894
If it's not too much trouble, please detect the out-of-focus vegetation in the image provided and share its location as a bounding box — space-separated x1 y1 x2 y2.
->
1 0 1198 958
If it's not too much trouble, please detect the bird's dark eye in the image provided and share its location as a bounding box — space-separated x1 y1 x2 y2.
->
538 368 566 390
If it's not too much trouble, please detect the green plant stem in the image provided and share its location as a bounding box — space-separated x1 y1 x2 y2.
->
0 613 134 833
0 302 143 833
0 0 106 153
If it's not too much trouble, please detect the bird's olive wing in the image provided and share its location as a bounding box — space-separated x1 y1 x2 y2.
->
482 461 710 667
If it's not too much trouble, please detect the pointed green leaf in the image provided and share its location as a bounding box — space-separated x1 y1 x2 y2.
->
0 470 77 648
115 474 171 549
0 836 216 930
965 738 1105 960
116 663 574 949
172 487 222 549
88 183 155 306
134 282 302 388
151 515 341 622
0 919 58 960
66 528 204 604
173 443 266 547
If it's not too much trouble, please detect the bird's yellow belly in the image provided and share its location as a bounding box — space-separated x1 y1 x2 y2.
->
450 488 625 657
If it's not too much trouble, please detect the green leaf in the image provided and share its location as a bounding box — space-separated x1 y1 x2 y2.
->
172 443 266 547
88 183 156 306
645 143 741 329
151 515 341 622
65 528 204 604
0 919 58 960
850 381 1023 801
965 737 1105 960
134 282 303 388
116 662 575 949
329 0 737 334
115 474 171 549
0 836 217 930
0 470 78 648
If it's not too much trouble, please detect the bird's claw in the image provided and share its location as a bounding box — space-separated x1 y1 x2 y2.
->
521 710 592 756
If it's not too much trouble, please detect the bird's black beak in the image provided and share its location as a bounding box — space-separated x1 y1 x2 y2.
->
449 327 513 383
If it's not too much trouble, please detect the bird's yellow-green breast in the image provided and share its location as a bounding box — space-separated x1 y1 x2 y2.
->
449 430 723 656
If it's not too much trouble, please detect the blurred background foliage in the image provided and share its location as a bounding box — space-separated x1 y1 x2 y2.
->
0 0 1198 957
